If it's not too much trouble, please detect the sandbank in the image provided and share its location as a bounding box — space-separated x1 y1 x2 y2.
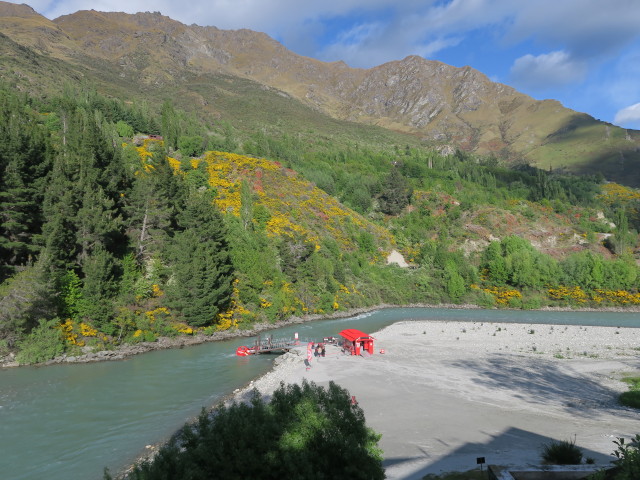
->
234 321 640 479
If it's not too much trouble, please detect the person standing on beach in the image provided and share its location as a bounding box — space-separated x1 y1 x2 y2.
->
305 342 313 370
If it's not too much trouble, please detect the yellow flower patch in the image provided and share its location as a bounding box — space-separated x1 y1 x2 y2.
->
481 286 522 305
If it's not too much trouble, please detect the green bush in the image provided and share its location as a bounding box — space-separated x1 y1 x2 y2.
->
612 435 640 480
541 438 583 465
115 120 134 138
126 380 384 480
16 318 66 365
177 135 204 157
0 339 9 356
521 295 543 310
620 392 640 409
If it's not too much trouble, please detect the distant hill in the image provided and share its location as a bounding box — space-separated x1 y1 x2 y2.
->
1 2 639 185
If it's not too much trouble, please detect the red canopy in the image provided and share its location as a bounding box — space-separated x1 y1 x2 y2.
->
339 329 374 342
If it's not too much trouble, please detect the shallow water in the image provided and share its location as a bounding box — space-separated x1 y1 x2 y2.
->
0 307 637 480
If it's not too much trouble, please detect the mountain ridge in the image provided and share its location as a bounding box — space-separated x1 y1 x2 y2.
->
1 2 640 185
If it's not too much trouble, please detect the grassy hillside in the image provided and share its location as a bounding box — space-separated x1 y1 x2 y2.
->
534 114 640 186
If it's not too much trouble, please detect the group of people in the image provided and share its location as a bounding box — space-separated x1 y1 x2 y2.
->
304 342 326 370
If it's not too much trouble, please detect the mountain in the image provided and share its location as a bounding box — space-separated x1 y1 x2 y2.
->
1 3 640 186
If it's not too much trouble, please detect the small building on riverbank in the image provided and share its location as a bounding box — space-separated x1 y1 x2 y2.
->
339 329 375 356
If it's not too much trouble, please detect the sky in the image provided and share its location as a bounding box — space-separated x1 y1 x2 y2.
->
21 0 640 130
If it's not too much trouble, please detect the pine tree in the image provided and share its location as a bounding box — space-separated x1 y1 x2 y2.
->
40 163 79 280
75 182 122 265
40 100 128 278
124 151 185 262
160 101 181 151
378 165 412 215
0 262 55 346
78 245 117 331
165 191 234 327
0 88 52 280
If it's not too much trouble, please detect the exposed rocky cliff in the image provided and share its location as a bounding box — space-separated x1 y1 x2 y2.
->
2 3 640 184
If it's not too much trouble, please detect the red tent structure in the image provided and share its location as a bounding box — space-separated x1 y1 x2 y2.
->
339 329 374 356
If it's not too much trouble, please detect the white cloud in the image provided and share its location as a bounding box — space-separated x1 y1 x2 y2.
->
318 22 461 68
505 0 640 60
606 49 640 110
510 50 587 91
614 103 640 127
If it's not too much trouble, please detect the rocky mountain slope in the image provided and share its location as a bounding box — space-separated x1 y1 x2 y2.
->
1 2 640 185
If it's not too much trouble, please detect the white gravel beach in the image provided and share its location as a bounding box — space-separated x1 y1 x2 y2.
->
234 321 640 479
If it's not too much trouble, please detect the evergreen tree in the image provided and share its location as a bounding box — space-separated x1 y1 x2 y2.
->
40 177 79 280
160 101 180 151
75 183 122 265
0 89 52 280
0 262 54 346
78 245 117 331
124 152 184 262
165 191 234 327
41 100 128 278
277 232 316 281
378 165 412 215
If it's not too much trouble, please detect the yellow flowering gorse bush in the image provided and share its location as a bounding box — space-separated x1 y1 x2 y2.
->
199 151 393 252
476 285 522 305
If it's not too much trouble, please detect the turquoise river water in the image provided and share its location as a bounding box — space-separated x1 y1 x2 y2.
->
1 307 638 480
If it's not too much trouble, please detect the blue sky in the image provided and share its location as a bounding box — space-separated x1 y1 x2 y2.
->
23 0 640 129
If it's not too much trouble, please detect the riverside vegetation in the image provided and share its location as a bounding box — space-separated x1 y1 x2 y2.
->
107 380 385 480
1 83 640 365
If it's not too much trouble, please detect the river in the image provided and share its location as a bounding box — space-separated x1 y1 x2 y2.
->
1 307 638 480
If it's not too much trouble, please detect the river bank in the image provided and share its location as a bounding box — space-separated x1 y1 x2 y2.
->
3 302 639 368
0 303 475 368
228 320 640 480
116 317 640 479
4 307 637 480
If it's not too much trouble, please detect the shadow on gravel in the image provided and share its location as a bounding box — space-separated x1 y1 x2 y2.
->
449 354 634 417
383 427 614 480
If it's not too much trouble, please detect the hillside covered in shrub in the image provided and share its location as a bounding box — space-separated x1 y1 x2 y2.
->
1 84 640 365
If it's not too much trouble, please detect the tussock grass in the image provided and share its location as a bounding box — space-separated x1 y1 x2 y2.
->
541 438 583 465
620 377 640 409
